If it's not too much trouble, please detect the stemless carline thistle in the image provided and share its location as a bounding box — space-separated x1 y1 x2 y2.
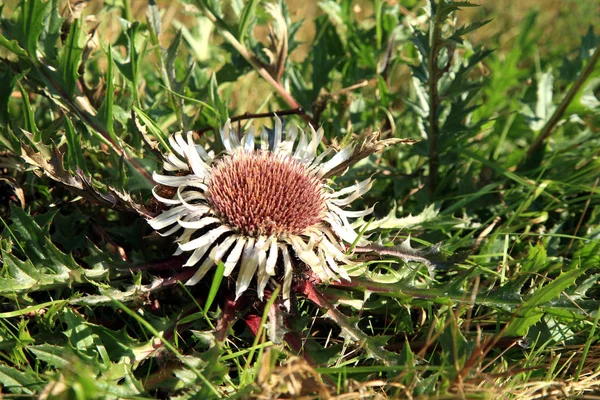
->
148 119 373 308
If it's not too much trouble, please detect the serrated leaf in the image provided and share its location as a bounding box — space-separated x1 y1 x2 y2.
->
440 48 492 98
521 242 547 273
8 205 80 273
356 237 462 279
568 274 600 300
580 25 599 61
19 130 152 217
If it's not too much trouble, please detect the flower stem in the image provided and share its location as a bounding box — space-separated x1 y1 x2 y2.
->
427 1 445 197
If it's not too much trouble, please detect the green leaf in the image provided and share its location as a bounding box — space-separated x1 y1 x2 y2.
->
147 0 162 39
204 261 225 314
0 365 42 395
522 69 556 131
113 20 145 105
209 73 228 122
521 242 548 273
0 34 28 57
8 206 77 272
58 18 85 96
0 70 17 128
98 45 116 141
40 0 63 61
365 204 440 231
17 0 48 56
237 0 259 43
18 83 40 142
318 1 348 47
132 105 169 151
449 20 492 43
63 116 88 174
29 344 73 369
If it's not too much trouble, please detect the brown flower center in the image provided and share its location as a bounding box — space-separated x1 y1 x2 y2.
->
207 150 326 236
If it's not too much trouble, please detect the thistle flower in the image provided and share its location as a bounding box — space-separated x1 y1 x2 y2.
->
148 119 373 308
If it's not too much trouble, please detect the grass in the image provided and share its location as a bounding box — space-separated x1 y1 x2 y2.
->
1 0 600 398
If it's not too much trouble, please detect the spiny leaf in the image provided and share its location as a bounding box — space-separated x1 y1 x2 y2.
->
364 204 439 231
8 205 80 273
504 266 590 337
0 206 108 296
449 20 492 43
324 130 416 179
355 236 464 272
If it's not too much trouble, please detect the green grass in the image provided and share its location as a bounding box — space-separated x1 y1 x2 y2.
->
1 0 600 398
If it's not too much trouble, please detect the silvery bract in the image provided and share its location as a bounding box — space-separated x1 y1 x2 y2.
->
148 119 373 309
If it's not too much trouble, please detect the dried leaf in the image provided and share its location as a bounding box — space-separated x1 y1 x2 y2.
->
325 130 417 178
19 134 153 218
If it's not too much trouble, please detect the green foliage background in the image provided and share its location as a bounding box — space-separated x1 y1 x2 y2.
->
0 0 599 398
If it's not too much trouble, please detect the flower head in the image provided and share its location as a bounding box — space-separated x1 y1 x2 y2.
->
148 119 372 308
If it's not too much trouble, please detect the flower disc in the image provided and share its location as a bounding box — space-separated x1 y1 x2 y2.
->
207 150 326 237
